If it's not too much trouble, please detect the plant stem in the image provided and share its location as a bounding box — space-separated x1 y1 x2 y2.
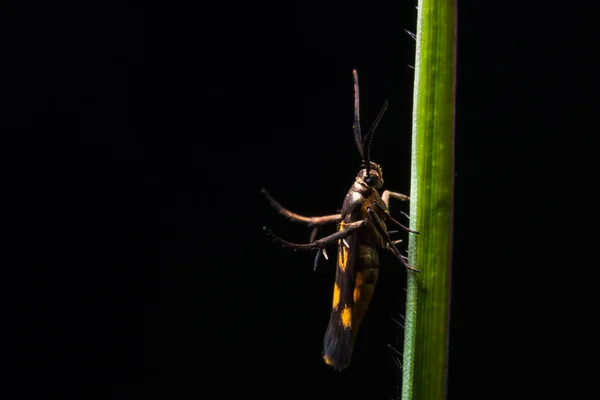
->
401 0 456 399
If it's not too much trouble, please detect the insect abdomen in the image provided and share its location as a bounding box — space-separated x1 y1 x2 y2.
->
322 240 379 370
352 244 379 340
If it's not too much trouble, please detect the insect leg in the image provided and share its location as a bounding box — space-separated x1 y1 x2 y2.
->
262 220 367 251
366 208 421 272
313 249 322 270
261 189 342 226
381 190 410 208
386 242 420 272
313 248 329 271
384 238 420 272
386 214 420 234
309 226 320 243
373 201 420 234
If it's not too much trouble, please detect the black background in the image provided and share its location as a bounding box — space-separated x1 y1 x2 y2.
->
4 1 595 398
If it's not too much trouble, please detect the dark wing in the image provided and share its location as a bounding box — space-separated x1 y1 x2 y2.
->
322 194 364 370
322 225 360 370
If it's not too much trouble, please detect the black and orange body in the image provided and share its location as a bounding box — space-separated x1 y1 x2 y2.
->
262 70 419 371
323 163 388 370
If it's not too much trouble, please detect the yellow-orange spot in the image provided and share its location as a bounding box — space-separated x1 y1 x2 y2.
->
332 283 340 309
337 222 349 271
355 271 364 286
353 286 360 303
323 354 334 365
341 306 352 328
338 246 348 271
353 272 364 303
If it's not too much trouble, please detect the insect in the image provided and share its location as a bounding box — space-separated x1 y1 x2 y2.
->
262 69 419 371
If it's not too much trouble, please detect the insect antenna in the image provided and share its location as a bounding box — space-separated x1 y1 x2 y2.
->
352 69 365 162
352 69 388 175
363 99 388 168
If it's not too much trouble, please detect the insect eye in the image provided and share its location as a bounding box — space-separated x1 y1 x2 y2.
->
365 175 376 185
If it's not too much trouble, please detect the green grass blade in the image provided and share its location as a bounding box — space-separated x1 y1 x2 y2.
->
401 0 456 399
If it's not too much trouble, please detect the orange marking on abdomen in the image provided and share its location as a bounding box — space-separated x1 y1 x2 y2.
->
332 283 340 309
338 245 348 272
337 222 348 272
353 271 364 303
341 306 352 328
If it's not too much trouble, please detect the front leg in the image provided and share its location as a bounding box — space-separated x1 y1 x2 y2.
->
262 189 342 226
374 198 420 234
381 190 410 209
